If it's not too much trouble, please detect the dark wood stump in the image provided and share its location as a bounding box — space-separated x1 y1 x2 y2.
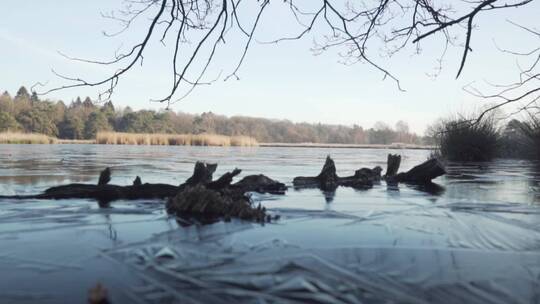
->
393 158 446 183
384 154 401 177
293 156 381 191
293 156 340 191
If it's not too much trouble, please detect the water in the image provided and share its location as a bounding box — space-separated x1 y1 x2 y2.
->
0 144 539 303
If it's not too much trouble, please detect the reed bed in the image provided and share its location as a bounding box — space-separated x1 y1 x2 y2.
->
96 132 258 147
0 132 58 144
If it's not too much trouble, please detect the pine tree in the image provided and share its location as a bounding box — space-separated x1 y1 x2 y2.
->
30 91 40 103
83 96 94 108
15 86 30 101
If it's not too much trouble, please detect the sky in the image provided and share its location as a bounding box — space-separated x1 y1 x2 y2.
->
0 1 538 134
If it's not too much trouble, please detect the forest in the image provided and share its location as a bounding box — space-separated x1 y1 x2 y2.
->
0 86 426 145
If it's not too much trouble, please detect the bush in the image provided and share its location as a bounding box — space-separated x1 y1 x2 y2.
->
435 114 500 161
519 114 540 159
499 115 540 160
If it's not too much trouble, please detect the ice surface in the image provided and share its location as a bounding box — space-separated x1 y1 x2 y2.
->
0 145 539 303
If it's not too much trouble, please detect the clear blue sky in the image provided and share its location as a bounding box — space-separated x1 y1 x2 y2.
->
0 1 538 134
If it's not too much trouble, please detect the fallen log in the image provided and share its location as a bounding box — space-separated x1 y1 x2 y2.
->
166 185 277 224
232 174 287 194
293 154 444 193
98 167 111 186
293 156 382 191
206 168 242 190
292 156 340 191
0 164 287 223
391 158 446 183
384 154 401 177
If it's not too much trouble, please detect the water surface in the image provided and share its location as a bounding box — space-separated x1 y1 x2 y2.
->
0 144 539 303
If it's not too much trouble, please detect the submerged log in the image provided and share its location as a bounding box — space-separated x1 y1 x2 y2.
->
24 183 179 201
206 168 242 190
293 156 381 191
232 174 288 194
384 154 401 177
167 163 284 223
181 162 217 188
98 167 111 186
293 154 444 193
293 156 339 191
0 162 287 224
392 158 446 183
339 166 382 189
166 185 277 224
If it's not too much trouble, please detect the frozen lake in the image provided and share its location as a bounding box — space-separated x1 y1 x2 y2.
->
0 144 539 303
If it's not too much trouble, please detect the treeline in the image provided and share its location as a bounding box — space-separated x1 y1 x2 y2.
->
0 86 426 144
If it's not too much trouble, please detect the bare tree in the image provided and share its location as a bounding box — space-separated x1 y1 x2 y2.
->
38 0 538 116
464 20 540 120
395 120 409 142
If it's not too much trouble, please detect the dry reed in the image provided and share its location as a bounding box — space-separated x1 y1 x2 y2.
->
96 132 258 147
0 132 58 144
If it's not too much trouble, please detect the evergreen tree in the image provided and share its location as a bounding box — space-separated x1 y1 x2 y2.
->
72 97 83 108
83 96 94 108
58 114 84 139
30 91 40 103
14 86 30 102
84 112 111 139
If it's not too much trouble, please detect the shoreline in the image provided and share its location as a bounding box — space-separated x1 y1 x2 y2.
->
0 140 435 149
0 132 434 149
259 142 435 150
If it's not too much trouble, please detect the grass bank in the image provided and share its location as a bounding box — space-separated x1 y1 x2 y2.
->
96 132 258 146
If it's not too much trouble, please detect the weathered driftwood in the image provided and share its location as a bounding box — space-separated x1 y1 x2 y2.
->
232 174 287 194
381 153 445 184
166 185 275 224
98 167 111 186
0 155 444 222
293 156 382 190
293 154 445 193
391 158 446 183
0 163 286 223
0 165 286 202
340 167 383 189
0 167 178 202
384 154 401 177
180 162 217 189
293 156 340 191
178 161 287 194
166 161 286 222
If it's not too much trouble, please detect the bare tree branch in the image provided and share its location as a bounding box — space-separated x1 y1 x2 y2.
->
38 0 538 118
